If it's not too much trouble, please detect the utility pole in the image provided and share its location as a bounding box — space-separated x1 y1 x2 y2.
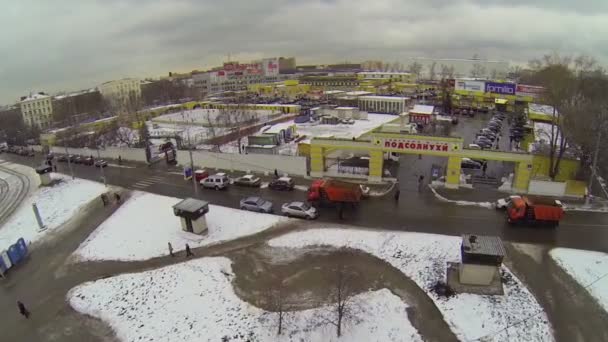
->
64 143 74 179
182 114 198 196
97 144 107 187
586 125 602 206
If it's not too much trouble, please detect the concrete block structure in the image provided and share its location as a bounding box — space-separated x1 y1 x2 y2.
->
459 234 505 286
35 165 53 186
172 198 209 235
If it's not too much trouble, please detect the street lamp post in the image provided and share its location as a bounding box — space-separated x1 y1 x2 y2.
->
97 140 107 187
64 144 74 179
586 122 604 206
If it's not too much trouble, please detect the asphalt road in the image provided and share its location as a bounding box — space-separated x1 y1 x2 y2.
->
2 152 608 252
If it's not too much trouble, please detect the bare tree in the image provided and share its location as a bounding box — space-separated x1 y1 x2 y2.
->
326 264 357 337
428 61 437 81
408 62 423 80
265 280 289 335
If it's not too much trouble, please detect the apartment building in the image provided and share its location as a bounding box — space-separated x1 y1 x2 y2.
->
98 78 141 103
20 93 53 128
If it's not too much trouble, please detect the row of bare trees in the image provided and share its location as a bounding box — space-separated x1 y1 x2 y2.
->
264 264 358 338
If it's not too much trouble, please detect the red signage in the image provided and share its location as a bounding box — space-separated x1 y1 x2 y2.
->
383 138 449 152
516 84 544 97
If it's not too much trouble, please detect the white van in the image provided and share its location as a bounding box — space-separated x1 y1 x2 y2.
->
200 173 229 190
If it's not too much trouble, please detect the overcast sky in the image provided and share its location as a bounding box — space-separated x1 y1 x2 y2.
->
1 0 607 104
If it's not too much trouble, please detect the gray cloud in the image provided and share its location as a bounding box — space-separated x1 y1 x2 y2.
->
1 0 607 104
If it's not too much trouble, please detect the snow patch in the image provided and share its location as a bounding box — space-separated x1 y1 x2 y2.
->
68 257 423 342
0 174 105 248
429 186 494 209
72 192 289 261
269 229 553 342
550 248 608 312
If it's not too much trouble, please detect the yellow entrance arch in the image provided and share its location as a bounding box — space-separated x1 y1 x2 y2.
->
310 133 534 191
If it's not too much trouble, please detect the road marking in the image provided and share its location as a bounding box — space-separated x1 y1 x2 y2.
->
446 215 496 221
136 180 154 185
561 223 608 228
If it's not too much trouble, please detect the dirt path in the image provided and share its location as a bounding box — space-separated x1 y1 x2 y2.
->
505 243 608 342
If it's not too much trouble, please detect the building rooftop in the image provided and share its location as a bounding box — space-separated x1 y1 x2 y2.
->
21 93 50 102
358 71 412 75
461 234 505 257
410 105 435 115
173 198 209 214
358 95 409 101
344 91 373 96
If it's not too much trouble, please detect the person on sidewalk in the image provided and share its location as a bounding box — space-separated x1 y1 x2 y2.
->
168 242 174 257
17 301 30 319
185 244 193 257
482 161 488 177
394 189 401 203
118 155 122 165
114 193 121 204
100 194 107 206
274 169 279 178
417 175 425 193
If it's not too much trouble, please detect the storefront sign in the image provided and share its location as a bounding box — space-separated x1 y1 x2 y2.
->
516 84 544 97
455 80 485 92
379 137 459 153
485 82 516 95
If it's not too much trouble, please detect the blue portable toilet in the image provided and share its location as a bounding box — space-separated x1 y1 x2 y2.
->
7 244 22 265
16 238 28 258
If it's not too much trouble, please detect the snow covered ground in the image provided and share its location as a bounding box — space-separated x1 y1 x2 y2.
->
72 192 289 262
269 229 553 342
0 174 106 247
154 108 278 125
550 248 608 312
68 257 423 342
429 186 494 209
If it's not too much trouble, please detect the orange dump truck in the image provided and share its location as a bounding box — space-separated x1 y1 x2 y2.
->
507 196 564 227
307 179 362 207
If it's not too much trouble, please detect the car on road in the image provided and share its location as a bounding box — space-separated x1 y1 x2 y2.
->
73 155 84 164
201 173 229 190
269 176 295 191
461 158 482 169
94 159 108 168
57 155 68 162
194 169 210 182
234 174 261 187
281 201 318 219
83 156 95 166
240 196 273 213
495 196 519 210
468 144 482 150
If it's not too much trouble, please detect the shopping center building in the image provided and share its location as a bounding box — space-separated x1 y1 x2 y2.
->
452 79 542 112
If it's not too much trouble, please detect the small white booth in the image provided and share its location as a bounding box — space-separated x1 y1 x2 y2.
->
35 165 53 186
172 198 209 235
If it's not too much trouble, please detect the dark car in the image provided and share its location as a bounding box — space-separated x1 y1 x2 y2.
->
94 160 108 168
73 155 83 164
58 155 68 162
269 177 295 191
461 158 482 169
83 156 95 166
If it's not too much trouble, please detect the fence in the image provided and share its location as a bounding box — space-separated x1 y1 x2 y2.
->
178 150 308 176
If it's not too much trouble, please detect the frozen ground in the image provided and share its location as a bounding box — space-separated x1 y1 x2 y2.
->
269 229 553 342
154 108 279 125
550 248 608 312
72 192 289 262
68 257 423 342
0 174 105 247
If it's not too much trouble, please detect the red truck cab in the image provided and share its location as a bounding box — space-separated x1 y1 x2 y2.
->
507 196 564 227
307 179 362 206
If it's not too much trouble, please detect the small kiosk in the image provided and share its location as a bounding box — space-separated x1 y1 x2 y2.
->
459 234 505 286
172 198 209 235
35 165 53 186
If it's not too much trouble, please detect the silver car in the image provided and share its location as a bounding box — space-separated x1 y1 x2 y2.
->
281 201 318 219
240 196 273 213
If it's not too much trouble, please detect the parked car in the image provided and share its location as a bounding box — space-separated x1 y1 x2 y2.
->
281 201 318 219
240 196 273 213
94 159 108 168
461 158 482 169
83 156 95 166
73 155 83 164
269 177 295 191
68 154 77 163
475 135 494 144
468 144 481 150
474 140 493 149
495 196 519 210
194 169 210 182
200 173 229 190
57 155 67 162
234 174 261 187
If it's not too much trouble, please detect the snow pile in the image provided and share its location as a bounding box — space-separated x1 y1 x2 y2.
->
294 114 396 140
550 248 608 311
0 174 105 247
269 229 553 342
68 257 423 342
429 186 494 209
73 192 288 261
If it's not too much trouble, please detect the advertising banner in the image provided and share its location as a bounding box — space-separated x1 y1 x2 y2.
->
378 137 461 154
516 84 544 97
455 80 485 92
485 82 516 95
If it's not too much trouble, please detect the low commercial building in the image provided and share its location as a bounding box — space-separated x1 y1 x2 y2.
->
20 93 53 129
358 96 410 114
452 79 538 112
357 72 416 83
299 75 359 89
173 198 209 235
408 105 435 124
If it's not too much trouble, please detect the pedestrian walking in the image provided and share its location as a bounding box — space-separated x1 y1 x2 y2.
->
482 161 488 177
53 165 57 172
118 155 122 165
17 301 30 319
274 169 279 178
114 192 121 204
100 194 107 206
417 175 425 193
168 242 174 257
394 189 401 203
185 244 194 257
